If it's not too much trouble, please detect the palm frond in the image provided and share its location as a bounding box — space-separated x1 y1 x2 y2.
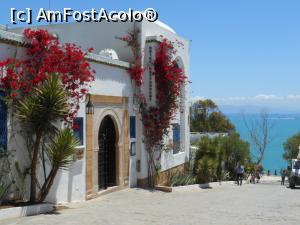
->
46 128 79 170
16 74 69 132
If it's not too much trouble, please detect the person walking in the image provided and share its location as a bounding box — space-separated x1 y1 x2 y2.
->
236 164 245 186
256 171 260 183
250 172 256 184
281 169 286 185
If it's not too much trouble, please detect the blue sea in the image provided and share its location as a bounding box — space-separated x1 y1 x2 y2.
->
227 113 300 173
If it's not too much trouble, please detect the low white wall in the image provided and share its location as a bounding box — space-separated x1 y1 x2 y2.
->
0 203 54 221
160 151 186 172
190 132 228 143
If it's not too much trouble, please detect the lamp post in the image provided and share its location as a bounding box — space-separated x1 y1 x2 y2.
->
86 94 94 115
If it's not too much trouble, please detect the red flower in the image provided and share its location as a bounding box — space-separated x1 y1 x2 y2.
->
120 28 186 148
0 29 95 123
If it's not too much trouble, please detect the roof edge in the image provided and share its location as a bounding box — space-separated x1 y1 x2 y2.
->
0 29 131 69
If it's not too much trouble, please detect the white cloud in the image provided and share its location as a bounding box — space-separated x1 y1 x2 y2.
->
252 94 282 100
190 95 205 103
286 95 300 100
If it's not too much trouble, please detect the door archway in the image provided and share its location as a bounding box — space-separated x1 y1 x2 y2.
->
98 115 117 189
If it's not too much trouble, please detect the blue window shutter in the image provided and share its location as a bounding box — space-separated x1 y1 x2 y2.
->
173 123 180 154
0 92 7 152
130 116 136 138
73 117 84 146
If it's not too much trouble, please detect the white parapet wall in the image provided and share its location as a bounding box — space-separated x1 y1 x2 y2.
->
0 203 54 221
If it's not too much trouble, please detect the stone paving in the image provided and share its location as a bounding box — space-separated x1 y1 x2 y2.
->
1 179 300 225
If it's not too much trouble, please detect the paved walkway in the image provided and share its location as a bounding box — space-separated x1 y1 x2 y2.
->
1 179 300 225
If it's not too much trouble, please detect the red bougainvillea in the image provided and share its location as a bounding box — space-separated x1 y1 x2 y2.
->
142 39 186 148
127 65 144 86
120 29 186 149
118 28 144 86
0 29 95 122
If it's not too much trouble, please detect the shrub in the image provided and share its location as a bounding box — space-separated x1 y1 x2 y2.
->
0 182 11 204
196 156 218 183
170 172 196 187
193 133 250 183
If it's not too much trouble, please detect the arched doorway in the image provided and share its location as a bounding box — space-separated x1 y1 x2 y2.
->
98 115 117 189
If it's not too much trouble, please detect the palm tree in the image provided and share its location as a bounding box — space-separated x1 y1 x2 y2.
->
16 74 69 203
38 128 79 202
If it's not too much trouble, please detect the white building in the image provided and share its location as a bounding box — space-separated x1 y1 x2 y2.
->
0 20 190 203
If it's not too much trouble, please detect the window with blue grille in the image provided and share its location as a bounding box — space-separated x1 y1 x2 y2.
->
172 123 180 154
0 92 7 152
73 117 84 146
130 116 136 138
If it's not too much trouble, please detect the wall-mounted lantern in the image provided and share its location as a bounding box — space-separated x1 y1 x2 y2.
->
86 94 94 115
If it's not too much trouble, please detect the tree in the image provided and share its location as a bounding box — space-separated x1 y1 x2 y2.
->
243 111 274 165
208 111 235 133
220 133 250 177
190 99 235 133
194 133 250 182
38 128 78 202
283 132 300 161
16 75 69 203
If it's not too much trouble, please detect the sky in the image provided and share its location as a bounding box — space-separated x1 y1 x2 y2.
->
1 0 300 112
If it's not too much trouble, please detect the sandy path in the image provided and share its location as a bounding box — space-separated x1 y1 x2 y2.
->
1 179 299 225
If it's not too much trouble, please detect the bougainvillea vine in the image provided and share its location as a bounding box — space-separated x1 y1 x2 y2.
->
0 29 95 122
118 28 144 86
120 28 186 186
142 39 186 149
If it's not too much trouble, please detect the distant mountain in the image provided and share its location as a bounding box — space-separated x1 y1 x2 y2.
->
219 105 300 114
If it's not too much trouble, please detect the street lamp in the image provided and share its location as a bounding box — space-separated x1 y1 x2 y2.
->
86 94 94 115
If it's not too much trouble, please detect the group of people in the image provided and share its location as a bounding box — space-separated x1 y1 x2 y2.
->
249 171 260 184
235 164 290 186
235 164 261 186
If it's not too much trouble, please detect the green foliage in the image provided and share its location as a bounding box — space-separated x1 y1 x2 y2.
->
170 172 196 187
46 128 79 170
15 74 71 202
194 133 250 183
16 74 69 134
0 152 12 203
14 161 30 200
196 155 218 183
38 128 79 202
0 182 11 203
283 132 300 161
220 133 250 177
0 147 7 159
190 99 235 133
